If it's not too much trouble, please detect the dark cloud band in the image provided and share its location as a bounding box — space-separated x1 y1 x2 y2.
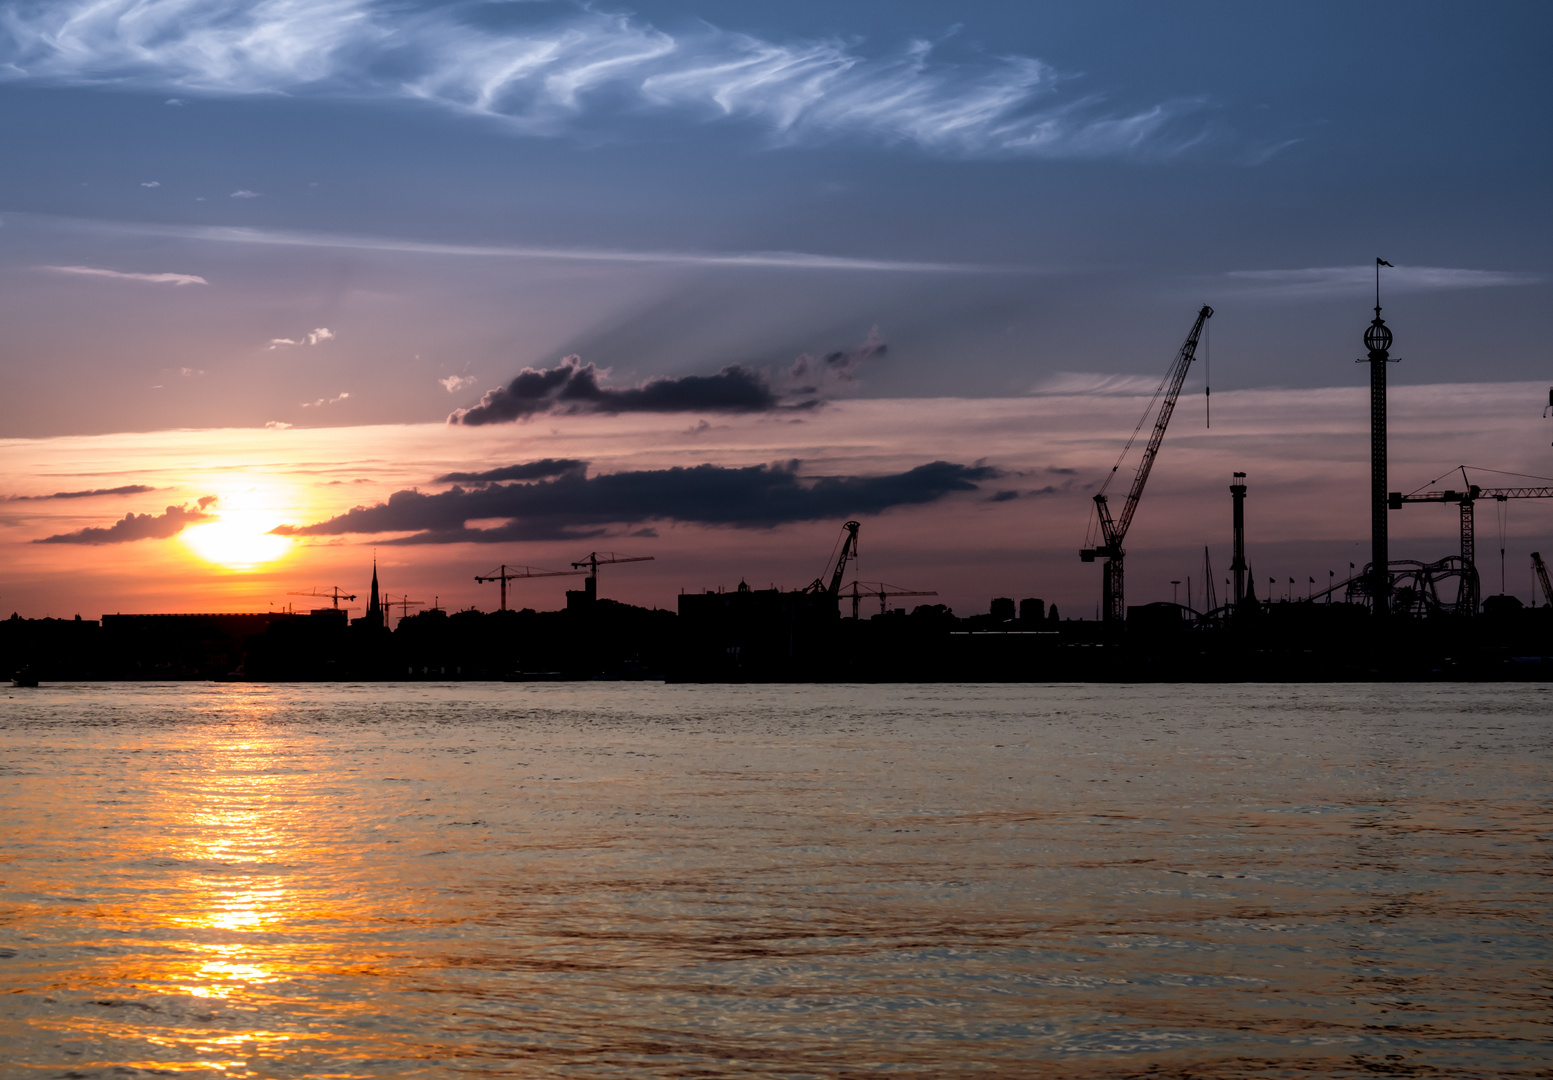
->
434 459 587 484
35 499 215 545
275 460 996 543
9 484 156 501
450 358 781 425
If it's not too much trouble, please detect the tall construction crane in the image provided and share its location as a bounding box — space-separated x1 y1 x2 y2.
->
1532 553 1553 608
804 521 860 597
845 580 938 619
1389 466 1553 613
1081 306 1214 624
570 551 654 604
475 564 586 612
287 586 356 610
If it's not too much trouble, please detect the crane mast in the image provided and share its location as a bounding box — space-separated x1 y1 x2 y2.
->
1534 552 1553 609
1081 305 1213 624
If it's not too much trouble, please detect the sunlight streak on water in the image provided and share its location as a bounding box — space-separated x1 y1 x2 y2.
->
0 682 1548 1077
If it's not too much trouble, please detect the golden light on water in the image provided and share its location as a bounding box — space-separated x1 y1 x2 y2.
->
181 486 297 572
168 728 292 1010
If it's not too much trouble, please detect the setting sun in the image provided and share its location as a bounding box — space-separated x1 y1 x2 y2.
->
181 487 297 571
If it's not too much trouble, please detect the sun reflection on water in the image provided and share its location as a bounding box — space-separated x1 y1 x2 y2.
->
159 728 299 1019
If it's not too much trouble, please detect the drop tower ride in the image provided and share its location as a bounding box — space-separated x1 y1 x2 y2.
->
1361 259 1397 618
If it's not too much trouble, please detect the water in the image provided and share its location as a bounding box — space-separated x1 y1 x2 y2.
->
0 682 1548 1078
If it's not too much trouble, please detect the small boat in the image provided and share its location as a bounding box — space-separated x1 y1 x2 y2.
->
11 666 39 687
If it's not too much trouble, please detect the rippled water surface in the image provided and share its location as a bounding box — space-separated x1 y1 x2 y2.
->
0 682 1549 1078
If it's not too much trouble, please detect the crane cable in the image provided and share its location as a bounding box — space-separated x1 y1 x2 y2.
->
1405 463 1553 498
1085 347 1180 549
1097 366 1173 502
815 524 855 589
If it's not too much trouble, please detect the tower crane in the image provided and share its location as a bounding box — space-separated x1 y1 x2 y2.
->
845 581 938 619
1081 306 1214 624
1532 553 1553 609
287 586 356 610
804 521 860 597
1389 466 1553 613
570 551 654 604
384 594 426 623
475 564 586 612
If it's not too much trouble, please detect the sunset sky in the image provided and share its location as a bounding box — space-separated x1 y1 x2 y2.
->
1 0 1549 619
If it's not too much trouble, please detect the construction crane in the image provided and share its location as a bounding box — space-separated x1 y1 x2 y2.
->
287 586 356 610
474 564 586 612
1081 305 1214 624
803 521 860 597
569 551 654 604
1389 466 1553 613
1533 553 1553 608
845 581 937 619
384 594 426 623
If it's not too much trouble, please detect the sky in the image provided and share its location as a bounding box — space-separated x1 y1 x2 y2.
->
1 0 1549 619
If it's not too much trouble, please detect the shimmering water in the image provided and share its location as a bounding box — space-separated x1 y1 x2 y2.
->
0 683 1548 1078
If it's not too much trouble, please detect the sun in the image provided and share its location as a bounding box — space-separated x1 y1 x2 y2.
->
181 487 297 572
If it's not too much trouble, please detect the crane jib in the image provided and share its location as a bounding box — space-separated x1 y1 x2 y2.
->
1079 305 1213 624
1110 305 1212 547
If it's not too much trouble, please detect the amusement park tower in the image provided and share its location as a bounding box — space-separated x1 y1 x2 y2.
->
1362 260 1398 617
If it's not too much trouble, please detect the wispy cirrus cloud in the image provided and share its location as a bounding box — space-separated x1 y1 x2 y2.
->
65 218 1008 273
1226 264 1542 300
301 391 350 408
1030 372 1162 397
45 265 207 285
268 327 335 349
0 0 1209 160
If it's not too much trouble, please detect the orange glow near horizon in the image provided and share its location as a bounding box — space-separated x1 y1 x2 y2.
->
181 485 299 572
2 389 1551 616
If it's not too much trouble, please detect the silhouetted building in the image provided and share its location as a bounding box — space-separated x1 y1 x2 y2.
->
675 585 840 679
101 612 295 678
566 576 597 611
353 560 384 630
